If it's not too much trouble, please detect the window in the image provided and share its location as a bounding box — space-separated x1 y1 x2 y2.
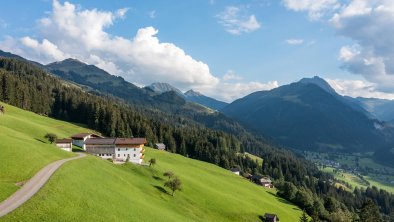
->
118 154 120 157
124 154 126 157
134 148 136 151
126 148 128 151
134 154 136 157
118 148 120 151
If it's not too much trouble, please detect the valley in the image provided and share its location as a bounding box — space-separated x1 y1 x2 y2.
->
304 151 394 194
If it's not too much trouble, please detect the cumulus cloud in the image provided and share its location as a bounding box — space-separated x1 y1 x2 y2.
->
0 0 219 90
0 0 275 102
282 0 340 20
216 6 261 35
331 0 394 92
326 78 394 100
286 38 304 45
222 70 243 81
197 80 279 102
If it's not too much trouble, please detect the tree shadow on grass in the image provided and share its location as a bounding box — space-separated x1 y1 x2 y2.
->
34 138 46 143
258 215 265 221
153 176 164 181
153 185 169 195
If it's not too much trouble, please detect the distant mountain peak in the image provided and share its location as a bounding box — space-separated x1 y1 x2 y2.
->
146 82 184 97
185 89 202 97
57 58 85 65
298 76 337 95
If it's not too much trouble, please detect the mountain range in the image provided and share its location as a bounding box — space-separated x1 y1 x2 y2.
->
1 49 394 164
146 82 228 110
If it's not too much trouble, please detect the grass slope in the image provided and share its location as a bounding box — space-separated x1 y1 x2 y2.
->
0 103 303 221
0 103 92 201
2 148 303 221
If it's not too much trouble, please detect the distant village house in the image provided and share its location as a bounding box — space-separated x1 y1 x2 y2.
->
252 175 273 188
55 138 73 152
0 105 4 114
264 213 279 222
155 143 166 151
230 168 240 176
85 137 146 164
71 133 102 150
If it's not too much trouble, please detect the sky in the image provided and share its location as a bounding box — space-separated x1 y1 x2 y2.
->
1 0 394 102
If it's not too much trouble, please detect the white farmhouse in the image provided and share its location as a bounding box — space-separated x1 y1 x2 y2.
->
71 133 102 150
85 137 146 164
114 138 146 164
55 138 73 152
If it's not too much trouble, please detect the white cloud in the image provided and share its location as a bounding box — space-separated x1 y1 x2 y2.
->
222 70 243 81
331 0 394 92
148 10 156 19
0 0 275 102
197 80 279 102
216 6 261 35
326 78 394 100
286 38 304 45
339 45 360 62
283 0 340 20
0 0 219 90
116 8 130 18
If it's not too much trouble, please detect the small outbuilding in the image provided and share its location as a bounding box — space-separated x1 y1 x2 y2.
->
55 138 73 152
264 213 279 222
230 168 241 175
155 143 166 151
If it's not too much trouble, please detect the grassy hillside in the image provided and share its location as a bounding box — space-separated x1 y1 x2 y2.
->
0 103 303 221
2 148 303 221
0 103 92 201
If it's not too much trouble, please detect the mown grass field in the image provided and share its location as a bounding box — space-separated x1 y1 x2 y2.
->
0 103 92 201
0 103 303 221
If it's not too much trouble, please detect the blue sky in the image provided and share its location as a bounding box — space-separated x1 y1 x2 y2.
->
1 0 394 102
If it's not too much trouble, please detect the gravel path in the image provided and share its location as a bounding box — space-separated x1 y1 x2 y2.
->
0 153 86 217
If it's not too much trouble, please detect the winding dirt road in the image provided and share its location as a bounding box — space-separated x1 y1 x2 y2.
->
0 153 86 217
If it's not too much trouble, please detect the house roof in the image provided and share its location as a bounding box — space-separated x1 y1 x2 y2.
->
55 138 72 143
85 138 116 145
264 213 278 219
71 133 101 139
230 168 240 172
261 178 272 183
115 138 147 145
252 175 271 181
155 143 166 148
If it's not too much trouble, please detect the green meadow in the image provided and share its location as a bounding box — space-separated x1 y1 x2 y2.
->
0 103 303 221
0 103 91 201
